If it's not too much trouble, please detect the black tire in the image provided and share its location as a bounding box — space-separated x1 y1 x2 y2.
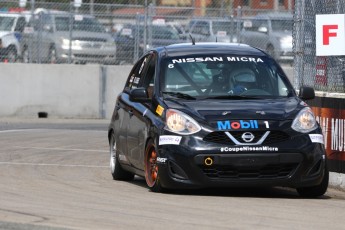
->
22 47 29 63
266 45 275 59
7 47 17 63
109 132 134 181
48 46 57 64
296 166 329 198
144 139 165 193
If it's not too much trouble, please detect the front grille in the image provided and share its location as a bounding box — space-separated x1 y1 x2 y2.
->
81 43 102 48
203 130 290 145
73 37 107 42
202 163 297 179
74 54 107 58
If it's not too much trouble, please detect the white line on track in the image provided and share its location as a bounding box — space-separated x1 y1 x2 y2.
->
13 146 108 153
0 162 108 168
0 129 107 133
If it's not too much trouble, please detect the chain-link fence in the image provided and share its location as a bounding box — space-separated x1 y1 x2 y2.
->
293 0 345 93
1 0 292 65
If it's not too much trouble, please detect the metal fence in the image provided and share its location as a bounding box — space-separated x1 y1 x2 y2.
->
1 0 292 65
294 0 345 93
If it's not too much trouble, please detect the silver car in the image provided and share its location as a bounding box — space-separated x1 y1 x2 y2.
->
187 18 239 43
0 12 28 62
21 8 116 64
239 13 293 62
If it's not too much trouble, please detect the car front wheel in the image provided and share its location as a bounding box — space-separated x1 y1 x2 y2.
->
7 47 17 62
109 133 134 180
296 165 329 198
144 140 165 193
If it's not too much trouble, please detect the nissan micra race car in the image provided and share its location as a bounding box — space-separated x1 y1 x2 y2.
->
108 42 328 197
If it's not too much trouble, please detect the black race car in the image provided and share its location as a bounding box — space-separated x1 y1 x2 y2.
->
108 42 328 197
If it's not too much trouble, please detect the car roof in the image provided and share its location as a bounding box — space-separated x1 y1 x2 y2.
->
34 8 94 18
254 12 293 20
0 12 26 17
153 42 267 57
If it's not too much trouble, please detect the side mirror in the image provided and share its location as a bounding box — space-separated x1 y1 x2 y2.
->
299 86 315 100
129 87 150 102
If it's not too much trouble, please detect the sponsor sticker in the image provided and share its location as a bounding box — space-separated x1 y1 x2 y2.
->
168 56 264 68
309 134 324 144
157 157 167 163
220 146 279 152
156 105 164 116
159 135 182 145
217 120 270 130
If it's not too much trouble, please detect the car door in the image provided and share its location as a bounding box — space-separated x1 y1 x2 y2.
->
115 56 147 168
126 53 157 170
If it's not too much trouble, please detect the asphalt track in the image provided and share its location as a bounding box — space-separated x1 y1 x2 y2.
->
1 118 345 230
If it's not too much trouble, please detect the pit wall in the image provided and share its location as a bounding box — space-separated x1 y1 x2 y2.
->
0 63 132 119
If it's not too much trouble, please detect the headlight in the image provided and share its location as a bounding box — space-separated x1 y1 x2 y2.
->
291 107 318 133
61 38 82 50
62 38 70 46
165 109 201 135
280 36 292 44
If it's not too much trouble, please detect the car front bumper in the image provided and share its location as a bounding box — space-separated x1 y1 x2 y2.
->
155 131 326 190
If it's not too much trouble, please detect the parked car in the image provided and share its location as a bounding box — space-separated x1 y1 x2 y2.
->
21 8 116 64
114 23 186 64
0 12 28 62
186 18 239 43
239 13 293 62
108 42 328 197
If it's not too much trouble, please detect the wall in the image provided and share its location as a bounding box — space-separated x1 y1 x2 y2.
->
0 63 131 119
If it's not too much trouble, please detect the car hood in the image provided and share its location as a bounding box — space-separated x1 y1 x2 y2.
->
0 31 12 37
271 30 292 39
164 97 303 123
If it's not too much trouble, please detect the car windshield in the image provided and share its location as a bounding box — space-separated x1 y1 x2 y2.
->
0 16 15 31
55 16 105 32
120 25 180 40
212 21 235 36
271 19 293 32
161 55 293 99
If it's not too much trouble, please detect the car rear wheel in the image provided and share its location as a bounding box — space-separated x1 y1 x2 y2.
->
22 47 29 63
7 47 17 62
145 140 164 193
109 133 134 180
48 46 57 64
266 45 275 59
296 165 329 198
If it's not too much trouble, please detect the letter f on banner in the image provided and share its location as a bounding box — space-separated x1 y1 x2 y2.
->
323 25 338 45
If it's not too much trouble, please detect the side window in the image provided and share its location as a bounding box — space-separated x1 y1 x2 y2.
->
141 53 157 99
14 17 26 32
192 21 209 35
125 55 149 90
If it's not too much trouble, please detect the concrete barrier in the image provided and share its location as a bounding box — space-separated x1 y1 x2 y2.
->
0 63 293 119
0 63 132 119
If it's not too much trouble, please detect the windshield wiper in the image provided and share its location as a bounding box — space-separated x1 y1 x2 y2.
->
162 91 196 100
203 95 260 100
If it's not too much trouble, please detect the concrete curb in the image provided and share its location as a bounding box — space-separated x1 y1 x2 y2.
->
330 172 345 191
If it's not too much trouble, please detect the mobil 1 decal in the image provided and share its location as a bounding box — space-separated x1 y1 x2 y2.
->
217 119 270 130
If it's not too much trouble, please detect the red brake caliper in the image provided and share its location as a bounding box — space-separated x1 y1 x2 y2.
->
150 150 158 181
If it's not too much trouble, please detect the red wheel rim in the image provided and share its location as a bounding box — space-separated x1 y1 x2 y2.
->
145 145 158 187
